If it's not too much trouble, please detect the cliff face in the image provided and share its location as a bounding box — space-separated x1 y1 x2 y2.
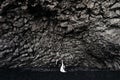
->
0 0 120 70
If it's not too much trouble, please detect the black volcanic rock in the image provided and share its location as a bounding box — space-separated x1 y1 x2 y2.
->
0 0 120 70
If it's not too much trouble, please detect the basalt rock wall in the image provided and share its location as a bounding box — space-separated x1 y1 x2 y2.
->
0 0 120 70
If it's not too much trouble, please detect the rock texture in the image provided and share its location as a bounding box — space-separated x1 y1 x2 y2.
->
0 0 120 70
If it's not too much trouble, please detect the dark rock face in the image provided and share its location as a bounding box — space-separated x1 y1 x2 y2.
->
0 0 120 70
